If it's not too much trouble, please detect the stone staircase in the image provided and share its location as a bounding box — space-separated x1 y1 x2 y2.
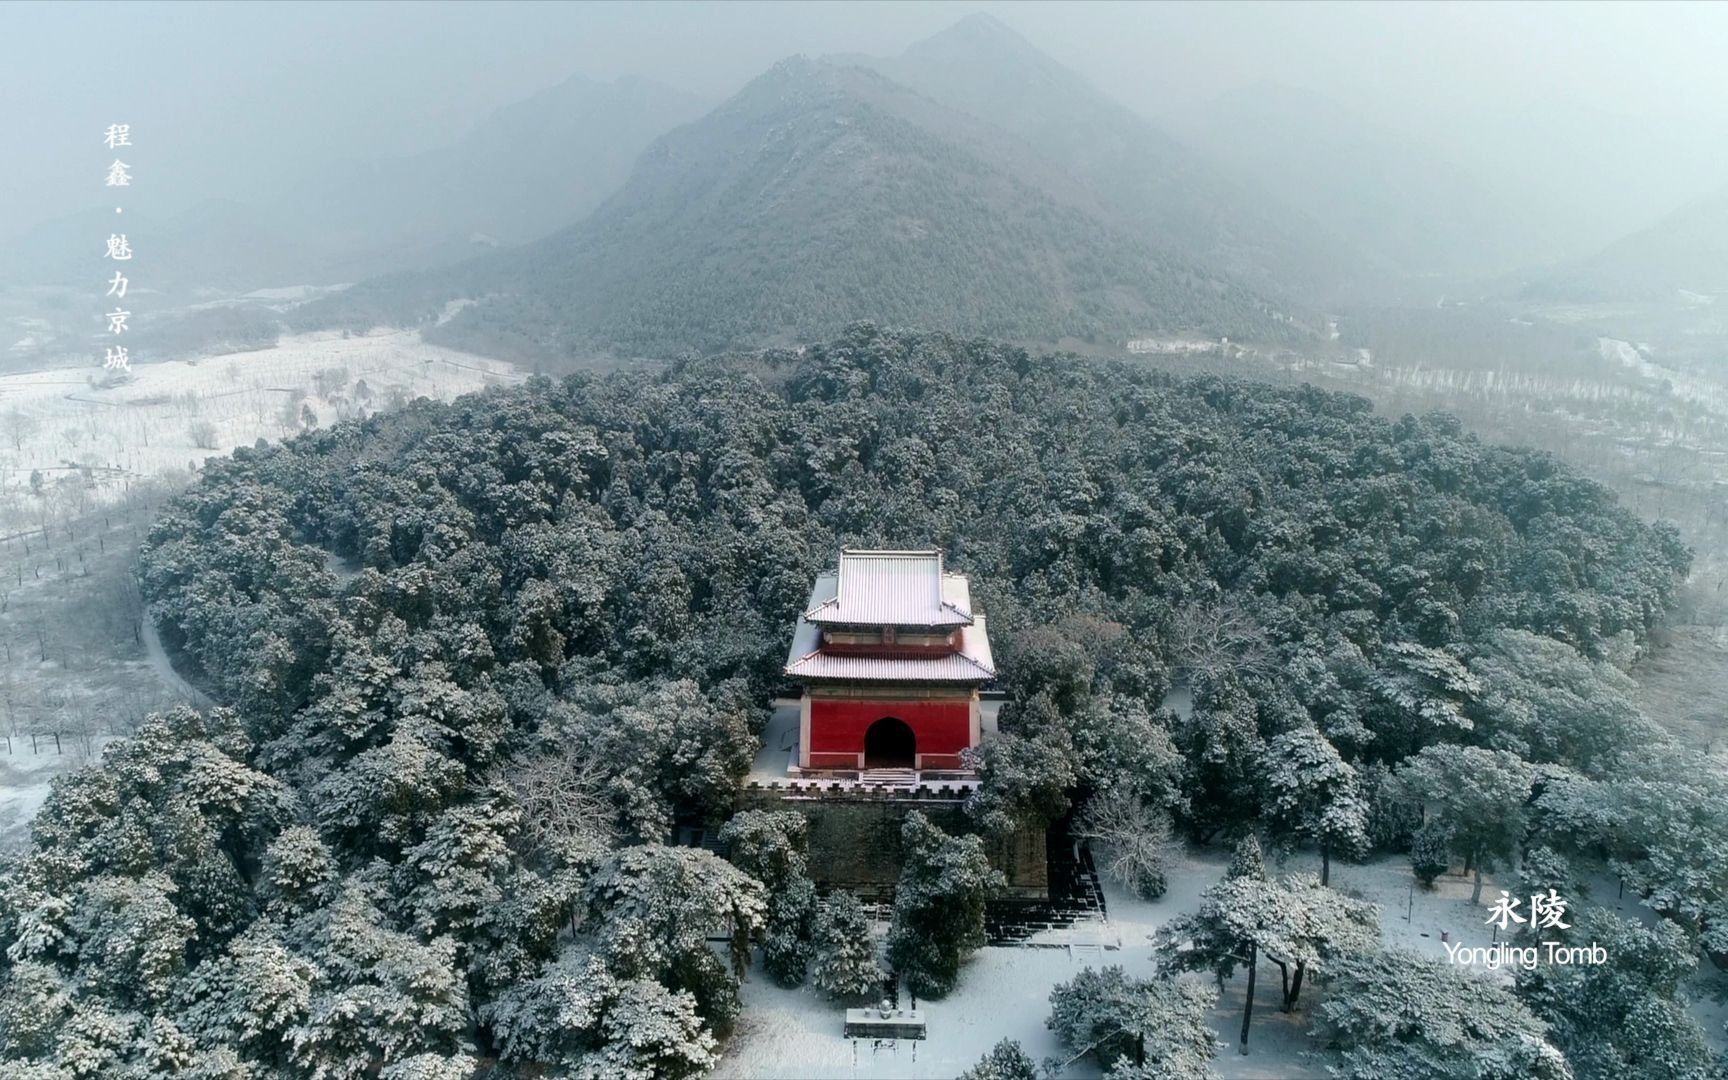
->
858 767 919 789
984 827 1109 945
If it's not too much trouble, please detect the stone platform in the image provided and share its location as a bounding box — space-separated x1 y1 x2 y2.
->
844 1008 926 1040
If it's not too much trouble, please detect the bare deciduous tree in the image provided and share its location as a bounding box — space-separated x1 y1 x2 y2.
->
1165 598 1276 683
2 407 40 451
504 749 616 862
1076 788 1173 899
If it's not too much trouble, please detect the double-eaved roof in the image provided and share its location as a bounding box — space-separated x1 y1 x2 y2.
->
802 549 973 628
785 548 995 684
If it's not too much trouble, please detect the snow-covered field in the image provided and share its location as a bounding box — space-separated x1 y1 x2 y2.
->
716 846 1519 1079
0 327 526 504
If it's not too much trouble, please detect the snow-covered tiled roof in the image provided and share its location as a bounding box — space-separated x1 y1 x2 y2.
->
784 616 996 682
785 550 994 684
803 549 973 628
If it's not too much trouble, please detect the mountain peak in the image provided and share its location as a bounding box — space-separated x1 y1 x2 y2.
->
937 12 1028 44
907 11 1068 73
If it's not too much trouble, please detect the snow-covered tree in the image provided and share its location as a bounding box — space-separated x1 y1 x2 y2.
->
377 1052 479 1080
1315 949 1571 1079
1368 642 1481 753
504 746 616 867
1534 755 1728 939
1173 675 1266 842
583 844 765 1032
282 882 472 1080
1467 629 1655 776
1154 869 1378 1051
550 679 755 842
175 923 317 1073
1166 599 1276 686
959 1038 1040 1080
1517 910 1711 1080
1408 820 1453 888
1260 727 1368 884
1359 760 1421 853
259 825 340 917
63 871 195 1008
0 961 75 1061
1394 745 1535 902
1047 965 1220 1079
483 945 718 1080
887 812 1004 999
809 891 884 1002
718 810 816 986
583 844 766 980
1226 834 1266 882
966 727 1078 837
1516 845 1578 904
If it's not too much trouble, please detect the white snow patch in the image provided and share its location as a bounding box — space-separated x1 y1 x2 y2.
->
0 327 526 505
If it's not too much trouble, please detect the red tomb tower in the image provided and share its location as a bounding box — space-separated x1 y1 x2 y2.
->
785 548 994 774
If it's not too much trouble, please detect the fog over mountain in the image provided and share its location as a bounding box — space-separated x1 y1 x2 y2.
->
6 1 1726 286
307 50 1306 360
1519 184 1728 304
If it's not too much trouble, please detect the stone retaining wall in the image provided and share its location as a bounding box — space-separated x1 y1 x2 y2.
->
737 783 1048 900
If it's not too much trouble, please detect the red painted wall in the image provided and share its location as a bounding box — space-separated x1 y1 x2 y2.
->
809 698 973 763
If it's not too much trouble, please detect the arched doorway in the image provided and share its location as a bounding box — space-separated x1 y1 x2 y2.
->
864 716 916 769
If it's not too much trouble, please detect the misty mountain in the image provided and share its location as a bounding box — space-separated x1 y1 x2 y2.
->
849 14 1378 304
275 72 711 279
1167 82 1574 284
307 55 1303 361
1519 184 1728 303
0 200 323 295
0 74 706 299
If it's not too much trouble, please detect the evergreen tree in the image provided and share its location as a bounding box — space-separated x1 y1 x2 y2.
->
1408 820 1453 888
959 1038 1040 1080
886 812 1004 999
1316 949 1570 1079
1226 834 1267 881
1154 868 1378 1052
1394 745 1535 903
809 891 884 1002
483 946 718 1080
1260 727 1368 885
718 810 817 986
1517 910 1712 1080
1047 966 1220 1079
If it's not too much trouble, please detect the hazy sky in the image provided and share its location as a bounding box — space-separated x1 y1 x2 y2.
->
4 0 1725 243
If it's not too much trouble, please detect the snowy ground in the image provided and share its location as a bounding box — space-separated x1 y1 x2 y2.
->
716 845 1511 1079
0 327 525 503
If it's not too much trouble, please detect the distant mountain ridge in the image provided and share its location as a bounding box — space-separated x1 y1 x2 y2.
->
306 53 1307 361
274 72 710 280
849 15 1378 304
1168 81 1576 285
0 73 708 297
1518 183 1728 303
